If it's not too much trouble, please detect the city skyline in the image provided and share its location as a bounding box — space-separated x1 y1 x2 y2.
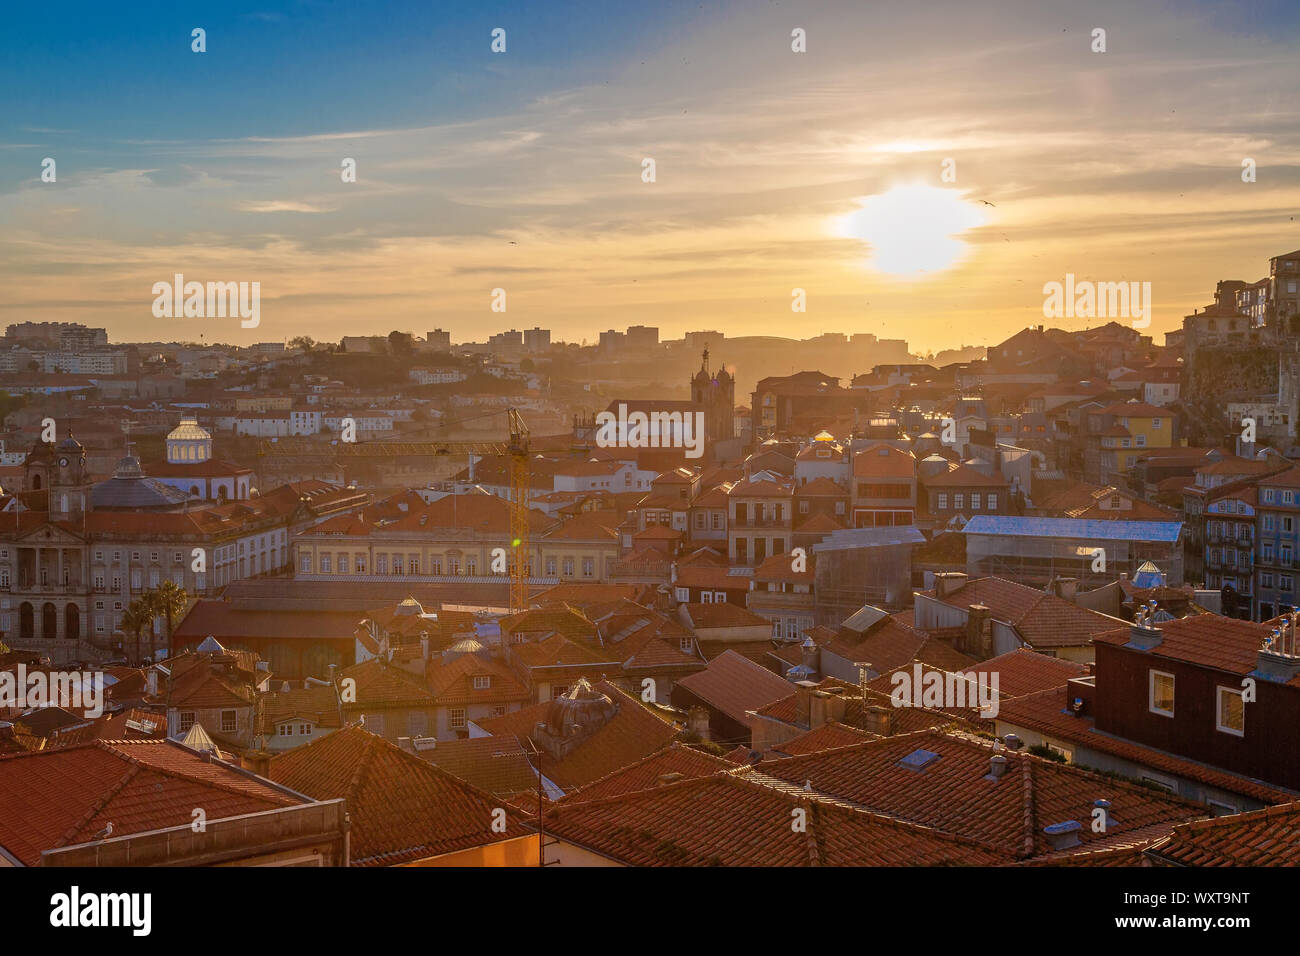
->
2 0 1298 352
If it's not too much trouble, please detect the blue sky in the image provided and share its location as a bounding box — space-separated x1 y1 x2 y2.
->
1 0 1297 351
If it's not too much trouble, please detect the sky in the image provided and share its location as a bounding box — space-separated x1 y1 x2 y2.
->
1 0 1298 354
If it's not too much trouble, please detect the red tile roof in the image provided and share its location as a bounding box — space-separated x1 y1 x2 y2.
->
0 739 301 866
543 771 1006 866
563 742 734 802
268 724 532 865
1146 802 1300 865
674 650 795 725
473 681 679 792
757 729 1202 861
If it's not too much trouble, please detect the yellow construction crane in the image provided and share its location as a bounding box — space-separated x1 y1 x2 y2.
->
507 407 531 614
258 407 533 613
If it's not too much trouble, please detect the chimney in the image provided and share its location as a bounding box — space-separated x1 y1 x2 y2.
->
687 705 711 739
863 704 894 737
809 688 846 729
1126 610 1163 651
146 668 158 697
934 572 968 599
1042 820 1083 851
800 637 819 675
1052 576 1079 603
985 754 1008 780
1256 611 1300 681
965 604 991 658
1002 733 1023 751
420 631 430 661
794 680 816 727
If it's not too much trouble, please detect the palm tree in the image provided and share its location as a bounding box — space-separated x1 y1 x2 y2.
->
151 580 190 661
119 600 151 667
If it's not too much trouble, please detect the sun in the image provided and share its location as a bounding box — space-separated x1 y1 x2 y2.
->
840 184 988 277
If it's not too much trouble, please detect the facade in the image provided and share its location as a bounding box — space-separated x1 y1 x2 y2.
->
1254 466 1300 620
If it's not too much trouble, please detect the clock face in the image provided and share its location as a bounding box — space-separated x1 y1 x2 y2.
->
58 457 69 467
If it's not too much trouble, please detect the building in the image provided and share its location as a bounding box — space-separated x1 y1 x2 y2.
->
850 443 916 528
964 515 1184 589
426 329 452 351
522 327 551 351
726 477 793 566
142 416 254 502
1254 466 1300 620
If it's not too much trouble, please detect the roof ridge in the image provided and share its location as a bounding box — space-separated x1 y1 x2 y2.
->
1019 756 1036 859
56 758 143 849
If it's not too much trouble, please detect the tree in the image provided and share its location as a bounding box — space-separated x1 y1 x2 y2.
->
119 600 152 667
151 580 190 661
288 335 316 352
387 330 415 356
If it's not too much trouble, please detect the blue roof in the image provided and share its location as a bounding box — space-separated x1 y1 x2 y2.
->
962 515 1182 543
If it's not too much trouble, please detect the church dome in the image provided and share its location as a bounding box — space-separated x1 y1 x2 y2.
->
91 456 191 511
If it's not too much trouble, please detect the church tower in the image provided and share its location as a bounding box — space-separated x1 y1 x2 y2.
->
691 347 735 442
46 435 91 522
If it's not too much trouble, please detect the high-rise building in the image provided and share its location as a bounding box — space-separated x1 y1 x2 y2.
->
426 329 451 351
523 327 551 351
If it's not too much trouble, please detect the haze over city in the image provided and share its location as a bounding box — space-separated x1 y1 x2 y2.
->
2 0 1298 352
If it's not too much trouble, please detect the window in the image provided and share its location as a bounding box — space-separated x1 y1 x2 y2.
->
337 554 348 574
450 708 467 730
1135 434 1146 447
582 558 594 578
1152 418 1162 429
278 723 293 736
473 675 491 690
1149 670 1175 717
301 554 312 573
179 711 196 733
970 493 982 510
221 710 237 733
799 500 809 514
937 493 948 510
987 494 998 510
563 558 574 576
1216 687 1245 737
679 636 693 653
954 494 964 510
320 555 331 574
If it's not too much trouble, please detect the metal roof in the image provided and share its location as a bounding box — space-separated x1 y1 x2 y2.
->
962 515 1182 542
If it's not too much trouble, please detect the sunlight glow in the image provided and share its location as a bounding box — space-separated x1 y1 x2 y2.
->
841 184 988 276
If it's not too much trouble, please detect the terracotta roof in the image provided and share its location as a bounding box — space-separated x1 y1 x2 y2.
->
828 614 978 677
268 724 532 864
853 443 916 479
1146 802 1300 866
473 681 679 792
337 658 436 709
752 551 815 584
771 721 876 757
0 739 301 866
413 734 539 798
756 729 1203 861
967 649 1087 699
929 577 1127 650
563 742 734 802
674 650 795 725
680 602 772 630
542 771 1006 866
1092 614 1286 683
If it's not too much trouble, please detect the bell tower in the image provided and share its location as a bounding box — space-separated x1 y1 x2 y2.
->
690 348 734 442
50 435 91 522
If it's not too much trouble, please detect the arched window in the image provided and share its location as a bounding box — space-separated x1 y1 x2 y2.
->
65 604 80 642
42 602 57 640
19 603 34 641
31 474 41 491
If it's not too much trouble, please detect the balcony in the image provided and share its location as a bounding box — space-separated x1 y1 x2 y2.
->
731 515 792 529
